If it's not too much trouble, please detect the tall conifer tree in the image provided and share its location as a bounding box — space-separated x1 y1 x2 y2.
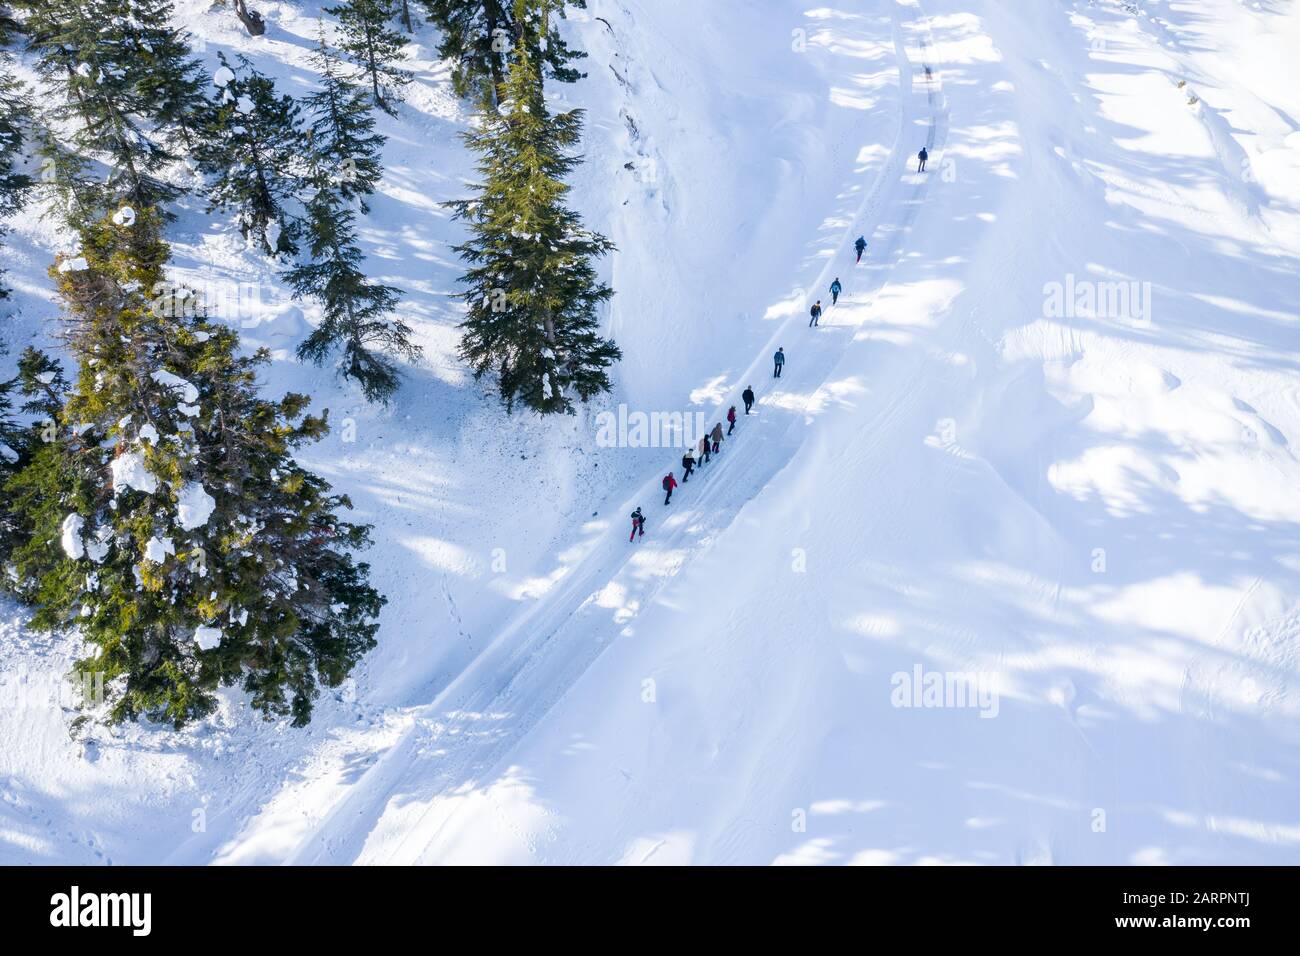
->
7 208 384 728
447 0 618 414
420 0 587 104
326 0 412 116
195 52 305 256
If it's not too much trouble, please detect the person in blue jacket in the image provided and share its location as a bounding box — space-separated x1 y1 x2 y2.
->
918 146 928 172
854 235 867 263
773 347 786 377
830 277 842 305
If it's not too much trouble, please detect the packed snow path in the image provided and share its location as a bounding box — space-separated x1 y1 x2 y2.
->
205 0 949 865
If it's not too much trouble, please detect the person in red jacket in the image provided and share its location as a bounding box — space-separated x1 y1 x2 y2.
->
629 507 645 542
727 405 738 435
662 471 678 505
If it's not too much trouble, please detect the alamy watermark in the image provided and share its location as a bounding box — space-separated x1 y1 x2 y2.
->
595 404 709 449
1043 273 1153 326
891 664 1000 718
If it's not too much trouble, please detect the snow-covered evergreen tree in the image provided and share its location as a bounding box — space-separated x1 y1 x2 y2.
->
7 208 384 728
284 29 417 404
285 178 416 404
326 0 412 116
303 28 385 214
15 0 201 215
419 0 587 104
0 347 69 585
118 0 210 150
194 52 305 257
0 3 23 50
0 55 33 299
448 0 619 415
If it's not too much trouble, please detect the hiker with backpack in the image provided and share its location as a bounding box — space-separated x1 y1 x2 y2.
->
727 405 737 435
830 277 842 305
662 471 678 505
855 236 867 263
681 446 696 483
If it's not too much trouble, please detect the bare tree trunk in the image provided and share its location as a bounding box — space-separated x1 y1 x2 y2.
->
232 0 266 37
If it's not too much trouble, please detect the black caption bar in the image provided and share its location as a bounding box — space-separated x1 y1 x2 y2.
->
0 865 1286 943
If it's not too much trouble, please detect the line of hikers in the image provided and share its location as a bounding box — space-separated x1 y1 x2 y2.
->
630 174 927 543
629 386 756 540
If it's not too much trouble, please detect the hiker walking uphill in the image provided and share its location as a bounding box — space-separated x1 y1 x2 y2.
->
629 507 645 542
710 421 725 455
809 300 822 327
830 277 842 305
917 146 928 172
727 405 737 435
662 471 677 505
743 385 755 414
699 433 711 464
681 446 695 482
773 347 785 377
855 235 867 263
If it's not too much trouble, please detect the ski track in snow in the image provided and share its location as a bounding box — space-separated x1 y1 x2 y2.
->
217 0 950 866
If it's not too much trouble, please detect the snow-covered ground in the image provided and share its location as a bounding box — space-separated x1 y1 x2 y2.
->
2 0 1299 865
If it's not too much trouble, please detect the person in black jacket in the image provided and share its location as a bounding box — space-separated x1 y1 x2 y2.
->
809 300 823 327
742 385 755 414
918 147 928 172
681 447 695 483
629 507 645 541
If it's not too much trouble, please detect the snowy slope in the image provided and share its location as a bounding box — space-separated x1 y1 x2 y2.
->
3 0 1300 865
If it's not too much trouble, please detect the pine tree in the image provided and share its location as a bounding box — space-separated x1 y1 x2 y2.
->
194 52 305 257
286 174 418 404
303 28 385 214
0 347 69 586
447 0 619 414
0 4 23 50
0 57 34 299
7 208 384 728
285 30 417 403
419 0 587 104
327 0 412 117
15 0 194 215
118 0 210 150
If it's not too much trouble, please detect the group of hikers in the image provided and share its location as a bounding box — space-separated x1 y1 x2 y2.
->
630 147 932 542
629 385 756 540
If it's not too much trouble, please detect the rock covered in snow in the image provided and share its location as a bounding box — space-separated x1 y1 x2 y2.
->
176 482 216 531
60 514 86 559
110 450 158 495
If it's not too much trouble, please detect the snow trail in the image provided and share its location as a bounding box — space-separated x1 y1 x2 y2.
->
214 0 950 866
